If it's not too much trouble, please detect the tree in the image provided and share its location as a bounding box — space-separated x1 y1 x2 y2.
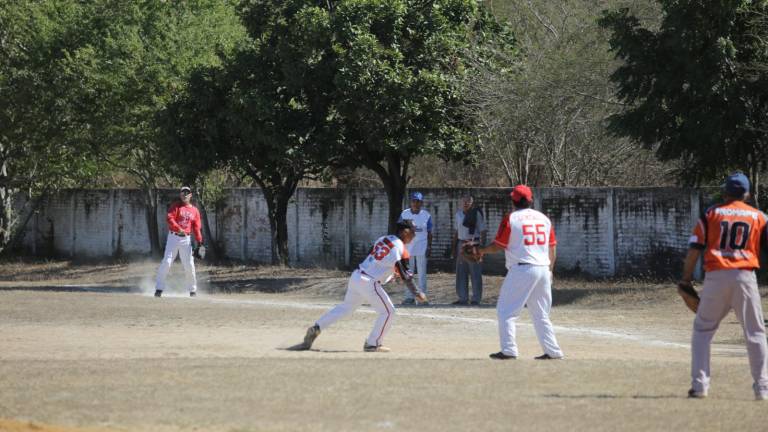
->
0 1 245 256
599 1 768 193
164 1 341 265
0 1 103 254
166 0 516 264
328 0 507 231
58 0 245 256
461 0 672 188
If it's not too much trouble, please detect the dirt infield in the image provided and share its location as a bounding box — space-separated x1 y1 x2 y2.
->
0 261 766 431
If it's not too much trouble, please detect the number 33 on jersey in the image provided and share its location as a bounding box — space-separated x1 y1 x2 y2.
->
690 200 768 272
359 235 411 283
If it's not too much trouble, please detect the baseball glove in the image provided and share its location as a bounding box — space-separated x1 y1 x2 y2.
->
194 245 207 260
460 242 482 263
677 280 699 313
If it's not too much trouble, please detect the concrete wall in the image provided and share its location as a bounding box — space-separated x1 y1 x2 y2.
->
19 187 707 277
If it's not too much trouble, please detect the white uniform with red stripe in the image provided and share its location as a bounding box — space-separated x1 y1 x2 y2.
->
493 209 563 358
315 235 410 347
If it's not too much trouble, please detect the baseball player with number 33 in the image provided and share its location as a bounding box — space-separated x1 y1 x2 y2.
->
294 220 426 352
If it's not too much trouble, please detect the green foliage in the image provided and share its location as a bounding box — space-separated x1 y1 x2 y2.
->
330 0 486 169
600 0 768 184
0 0 246 254
164 0 515 261
59 0 246 187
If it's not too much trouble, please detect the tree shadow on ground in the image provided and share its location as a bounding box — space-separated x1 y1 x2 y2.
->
542 393 680 400
550 285 669 307
0 285 136 293
208 277 310 294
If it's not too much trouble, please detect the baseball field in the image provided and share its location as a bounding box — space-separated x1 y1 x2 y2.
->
0 261 766 432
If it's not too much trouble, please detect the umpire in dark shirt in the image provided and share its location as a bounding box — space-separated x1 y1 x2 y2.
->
452 195 486 305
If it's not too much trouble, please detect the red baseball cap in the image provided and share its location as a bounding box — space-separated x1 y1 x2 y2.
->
510 185 533 202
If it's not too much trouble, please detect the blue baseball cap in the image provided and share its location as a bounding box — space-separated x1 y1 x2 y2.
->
722 172 750 196
410 192 424 201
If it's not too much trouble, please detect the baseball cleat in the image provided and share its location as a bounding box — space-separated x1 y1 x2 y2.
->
189 292 197 297
534 354 563 360
687 389 707 399
297 324 321 350
753 383 768 400
154 290 162 297
452 300 469 305
363 344 390 352
489 352 517 360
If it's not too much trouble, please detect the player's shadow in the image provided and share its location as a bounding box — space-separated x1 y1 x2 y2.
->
397 303 496 309
279 344 357 353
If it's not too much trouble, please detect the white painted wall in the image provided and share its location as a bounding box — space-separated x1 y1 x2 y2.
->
19 187 705 277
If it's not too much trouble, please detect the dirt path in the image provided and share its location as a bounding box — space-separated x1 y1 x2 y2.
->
0 261 765 431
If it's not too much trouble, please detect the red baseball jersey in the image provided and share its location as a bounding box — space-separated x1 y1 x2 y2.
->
689 200 767 272
493 209 557 269
167 202 203 243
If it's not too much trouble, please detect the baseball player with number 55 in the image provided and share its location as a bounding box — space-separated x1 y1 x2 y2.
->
293 221 427 352
472 185 564 360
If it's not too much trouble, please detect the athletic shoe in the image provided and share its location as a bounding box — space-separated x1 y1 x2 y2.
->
534 353 563 360
489 352 516 360
297 325 321 350
401 298 415 305
189 292 197 297
364 344 390 352
452 300 468 305
687 388 707 399
753 383 768 400
154 290 162 297
470 301 480 305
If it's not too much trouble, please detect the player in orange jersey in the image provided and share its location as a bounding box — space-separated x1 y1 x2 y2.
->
680 173 768 400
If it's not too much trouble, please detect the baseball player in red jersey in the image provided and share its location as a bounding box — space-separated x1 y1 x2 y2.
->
294 221 427 352
154 186 205 298
680 173 768 400
476 185 564 360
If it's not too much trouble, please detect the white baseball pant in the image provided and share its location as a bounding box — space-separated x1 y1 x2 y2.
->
691 269 768 397
497 264 563 358
404 254 427 299
155 232 197 293
315 270 395 347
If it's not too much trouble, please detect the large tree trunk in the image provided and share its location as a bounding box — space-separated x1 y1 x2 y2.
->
255 173 299 267
192 183 219 262
262 188 293 266
4 192 47 256
268 193 291 266
0 149 13 253
368 153 409 233
0 186 17 254
144 187 162 257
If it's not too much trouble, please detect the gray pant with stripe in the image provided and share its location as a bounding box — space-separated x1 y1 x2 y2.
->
691 269 768 397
